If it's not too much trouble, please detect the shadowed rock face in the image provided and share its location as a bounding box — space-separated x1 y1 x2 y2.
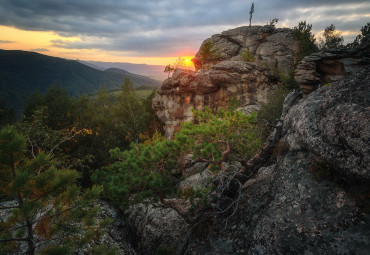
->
182 66 370 255
153 25 297 138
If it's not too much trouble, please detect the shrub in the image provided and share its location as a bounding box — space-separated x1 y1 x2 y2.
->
0 126 109 254
92 107 261 209
257 86 289 139
293 21 319 65
241 47 255 62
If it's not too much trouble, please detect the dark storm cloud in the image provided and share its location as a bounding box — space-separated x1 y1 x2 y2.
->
0 0 369 56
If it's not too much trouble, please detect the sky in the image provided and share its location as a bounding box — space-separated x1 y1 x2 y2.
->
0 0 369 66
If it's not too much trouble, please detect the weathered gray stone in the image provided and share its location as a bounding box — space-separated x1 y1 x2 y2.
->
295 38 370 95
0 200 136 255
154 25 297 139
285 66 370 181
182 162 209 178
124 202 189 254
181 66 370 254
178 169 212 191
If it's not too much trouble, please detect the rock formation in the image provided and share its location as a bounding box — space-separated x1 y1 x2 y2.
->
181 66 370 254
123 203 190 254
153 25 297 138
295 39 370 95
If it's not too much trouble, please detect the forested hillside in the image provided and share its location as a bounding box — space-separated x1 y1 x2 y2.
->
0 50 160 112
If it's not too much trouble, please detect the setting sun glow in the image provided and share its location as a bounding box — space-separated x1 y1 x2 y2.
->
0 25 196 66
182 56 194 69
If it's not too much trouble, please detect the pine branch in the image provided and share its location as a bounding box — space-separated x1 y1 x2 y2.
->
0 237 29 243
0 204 20 210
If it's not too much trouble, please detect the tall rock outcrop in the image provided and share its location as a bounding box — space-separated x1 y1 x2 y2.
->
153 25 297 138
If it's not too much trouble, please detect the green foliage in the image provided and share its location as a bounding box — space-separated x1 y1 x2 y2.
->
92 138 178 208
227 95 239 112
181 107 261 160
164 57 188 77
0 99 15 127
0 126 108 254
257 86 289 139
268 18 278 26
24 85 74 130
164 64 175 77
347 22 370 48
173 57 186 70
156 246 175 255
93 107 261 209
196 41 220 69
241 47 255 62
293 21 319 65
91 244 119 255
319 24 344 50
20 82 159 186
279 69 299 91
0 50 159 115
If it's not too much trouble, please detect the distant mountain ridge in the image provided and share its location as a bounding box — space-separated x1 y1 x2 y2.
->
79 60 167 81
0 50 160 112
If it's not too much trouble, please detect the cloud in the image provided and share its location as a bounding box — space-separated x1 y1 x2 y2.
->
0 0 369 56
30 48 49 52
0 40 14 43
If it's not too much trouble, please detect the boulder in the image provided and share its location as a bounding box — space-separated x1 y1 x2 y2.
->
124 202 190 254
0 200 136 255
192 25 296 72
285 66 370 181
178 169 212 191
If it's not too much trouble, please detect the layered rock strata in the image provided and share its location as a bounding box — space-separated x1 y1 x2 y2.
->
295 39 370 95
153 25 297 138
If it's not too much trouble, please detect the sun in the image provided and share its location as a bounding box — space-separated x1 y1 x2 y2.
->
183 57 193 67
179 55 195 69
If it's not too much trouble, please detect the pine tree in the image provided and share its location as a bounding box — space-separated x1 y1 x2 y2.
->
93 107 261 209
319 24 344 50
0 126 108 255
249 3 254 27
164 64 175 78
293 21 319 65
194 41 220 70
347 22 370 48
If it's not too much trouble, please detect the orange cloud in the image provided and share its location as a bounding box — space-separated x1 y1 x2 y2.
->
0 25 196 66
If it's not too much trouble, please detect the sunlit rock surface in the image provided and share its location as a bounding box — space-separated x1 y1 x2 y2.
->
153 25 297 138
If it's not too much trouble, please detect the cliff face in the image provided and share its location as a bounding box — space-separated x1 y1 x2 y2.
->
181 65 370 255
116 65 370 255
153 25 297 138
112 32 370 255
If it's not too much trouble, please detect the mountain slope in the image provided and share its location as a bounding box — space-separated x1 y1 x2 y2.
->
80 60 167 81
0 50 160 111
104 68 161 88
